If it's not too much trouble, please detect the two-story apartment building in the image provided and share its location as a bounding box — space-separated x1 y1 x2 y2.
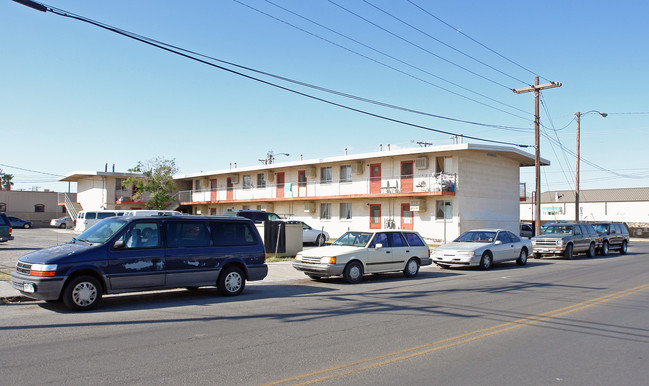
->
176 144 541 242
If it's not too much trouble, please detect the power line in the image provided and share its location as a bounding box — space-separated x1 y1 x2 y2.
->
406 0 552 84
13 1 533 148
0 163 64 177
327 0 515 90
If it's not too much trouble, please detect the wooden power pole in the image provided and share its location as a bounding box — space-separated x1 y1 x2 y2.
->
513 77 562 236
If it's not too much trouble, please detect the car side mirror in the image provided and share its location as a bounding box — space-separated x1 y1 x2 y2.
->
374 243 383 249
113 240 125 249
494 240 502 245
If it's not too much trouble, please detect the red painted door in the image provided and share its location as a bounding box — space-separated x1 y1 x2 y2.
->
401 203 413 230
401 161 413 193
210 208 217 216
210 179 217 201
227 178 233 200
370 204 381 229
370 163 381 194
276 172 285 198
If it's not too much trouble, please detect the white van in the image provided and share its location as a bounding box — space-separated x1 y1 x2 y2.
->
122 210 182 217
75 210 124 232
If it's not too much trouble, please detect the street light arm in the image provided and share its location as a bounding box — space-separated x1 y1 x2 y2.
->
13 0 48 12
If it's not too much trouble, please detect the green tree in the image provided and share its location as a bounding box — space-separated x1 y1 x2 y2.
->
123 158 179 210
0 169 14 191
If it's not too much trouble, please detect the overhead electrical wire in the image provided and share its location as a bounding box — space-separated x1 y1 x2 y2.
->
361 0 529 86
327 0 515 91
0 163 64 177
406 0 552 84
14 1 533 148
242 0 534 121
539 96 575 190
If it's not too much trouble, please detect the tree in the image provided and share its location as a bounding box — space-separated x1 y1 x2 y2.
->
0 169 14 191
123 158 179 210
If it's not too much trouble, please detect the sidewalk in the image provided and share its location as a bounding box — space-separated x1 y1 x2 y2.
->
1 261 304 301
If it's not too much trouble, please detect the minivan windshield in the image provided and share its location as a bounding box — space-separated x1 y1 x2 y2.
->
76 218 128 244
333 232 372 247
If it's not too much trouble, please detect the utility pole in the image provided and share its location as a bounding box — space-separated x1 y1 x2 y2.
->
513 77 562 236
575 110 607 222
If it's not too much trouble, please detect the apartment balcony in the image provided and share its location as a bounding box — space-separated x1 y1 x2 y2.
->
114 189 149 205
178 173 456 205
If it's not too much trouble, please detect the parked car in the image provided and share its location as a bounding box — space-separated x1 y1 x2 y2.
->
432 229 531 270
8 216 33 229
223 209 282 224
0 213 13 243
531 222 600 259
293 230 432 283
520 222 534 238
75 210 125 232
591 222 630 255
286 221 329 246
11 215 268 310
50 216 74 229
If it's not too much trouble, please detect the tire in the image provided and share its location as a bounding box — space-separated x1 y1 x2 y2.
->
343 261 364 284
217 266 245 296
315 234 325 246
564 243 574 260
619 240 628 255
59 223 67 229
62 275 103 311
479 252 493 270
586 242 596 258
23 223 31 229
533 253 542 259
516 249 528 266
600 241 609 256
403 258 420 278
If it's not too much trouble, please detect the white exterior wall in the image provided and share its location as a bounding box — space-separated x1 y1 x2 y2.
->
456 152 520 235
521 201 649 223
76 178 106 211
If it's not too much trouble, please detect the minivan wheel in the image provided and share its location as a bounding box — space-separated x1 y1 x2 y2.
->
403 258 420 278
620 240 628 255
600 241 609 256
62 275 102 311
217 266 245 296
343 261 363 284
516 249 528 266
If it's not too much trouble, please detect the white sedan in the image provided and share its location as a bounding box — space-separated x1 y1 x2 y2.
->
287 221 329 246
432 229 531 270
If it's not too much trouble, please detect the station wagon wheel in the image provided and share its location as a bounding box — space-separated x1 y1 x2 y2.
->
479 252 492 270
343 261 364 284
564 243 574 260
217 266 245 296
315 234 325 246
403 258 420 278
600 241 609 256
620 240 628 255
586 242 596 258
62 275 102 311
516 249 528 266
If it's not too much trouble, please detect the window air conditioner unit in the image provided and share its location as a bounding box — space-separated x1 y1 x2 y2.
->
415 157 428 170
305 167 316 178
409 199 426 212
351 162 364 175
230 174 239 184
304 202 316 213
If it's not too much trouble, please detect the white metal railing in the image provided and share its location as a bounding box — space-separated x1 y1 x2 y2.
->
178 173 456 203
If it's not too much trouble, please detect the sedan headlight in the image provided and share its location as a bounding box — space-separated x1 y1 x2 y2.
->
457 251 476 256
321 257 336 264
295 254 302 261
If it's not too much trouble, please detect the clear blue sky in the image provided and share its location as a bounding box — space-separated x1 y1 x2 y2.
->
2 0 648 193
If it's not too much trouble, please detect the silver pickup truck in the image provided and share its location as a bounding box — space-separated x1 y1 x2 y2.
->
531 222 600 259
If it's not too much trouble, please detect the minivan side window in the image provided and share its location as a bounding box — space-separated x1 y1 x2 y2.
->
85 212 97 220
97 212 117 220
210 221 257 246
165 221 210 248
119 222 160 249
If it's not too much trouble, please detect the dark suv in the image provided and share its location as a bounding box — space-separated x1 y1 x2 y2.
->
591 222 630 255
223 210 282 224
0 213 13 243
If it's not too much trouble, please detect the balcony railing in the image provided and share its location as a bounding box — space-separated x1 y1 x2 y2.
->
115 189 150 203
178 173 456 203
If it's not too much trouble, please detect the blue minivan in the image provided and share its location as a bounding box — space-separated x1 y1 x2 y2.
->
10 215 268 310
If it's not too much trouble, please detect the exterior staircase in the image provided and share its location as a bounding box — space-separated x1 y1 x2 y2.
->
63 193 83 221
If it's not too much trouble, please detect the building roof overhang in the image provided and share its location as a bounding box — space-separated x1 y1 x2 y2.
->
59 171 144 182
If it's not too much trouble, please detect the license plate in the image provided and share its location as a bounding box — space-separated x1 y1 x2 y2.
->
23 283 35 293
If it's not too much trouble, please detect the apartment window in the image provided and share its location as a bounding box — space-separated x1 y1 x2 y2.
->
115 178 125 190
340 165 352 183
320 167 332 184
339 203 352 220
257 173 266 188
298 170 307 187
0 203 6 212
194 179 202 190
34 204 45 213
436 156 453 174
436 200 452 220
320 203 332 220
243 175 252 190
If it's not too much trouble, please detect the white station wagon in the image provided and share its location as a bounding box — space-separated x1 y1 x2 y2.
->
293 230 432 283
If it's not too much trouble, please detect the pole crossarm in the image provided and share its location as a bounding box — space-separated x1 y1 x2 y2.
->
512 82 562 94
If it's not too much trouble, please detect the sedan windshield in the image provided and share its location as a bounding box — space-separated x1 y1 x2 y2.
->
333 232 373 247
454 231 496 243
76 218 128 244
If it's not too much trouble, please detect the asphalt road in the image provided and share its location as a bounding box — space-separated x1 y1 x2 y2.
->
1 230 648 385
